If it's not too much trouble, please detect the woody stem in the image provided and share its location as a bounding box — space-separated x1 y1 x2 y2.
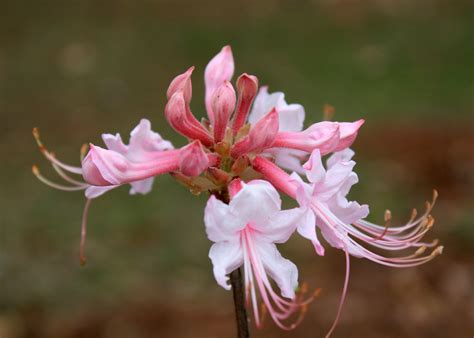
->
230 268 250 338
214 190 250 338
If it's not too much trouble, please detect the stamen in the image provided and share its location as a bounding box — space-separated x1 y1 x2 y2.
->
32 127 83 175
80 144 89 161
52 163 88 187
32 165 86 191
370 209 391 241
323 104 335 121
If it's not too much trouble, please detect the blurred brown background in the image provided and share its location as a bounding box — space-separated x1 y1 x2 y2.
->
1 0 473 337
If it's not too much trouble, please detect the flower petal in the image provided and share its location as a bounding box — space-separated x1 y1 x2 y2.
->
249 87 305 132
129 177 154 195
205 195 244 242
128 119 173 161
229 180 281 225
84 185 118 199
253 207 303 243
209 241 243 290
303 149 326 184
102 133 128 154
258 242 298 299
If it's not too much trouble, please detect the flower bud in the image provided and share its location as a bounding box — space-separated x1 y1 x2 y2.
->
165 91 214 147
228 178 243 198
231 108 279 158
333 119 365 152
167 66 194 104
211 81 236 143
232 73 258 134
179 140 210 177
272 121 340 155
205 45 234 123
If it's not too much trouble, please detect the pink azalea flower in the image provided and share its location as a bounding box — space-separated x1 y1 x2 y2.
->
33 119 215 264
252 150 442 336
204 179 316 329
33 119 174 198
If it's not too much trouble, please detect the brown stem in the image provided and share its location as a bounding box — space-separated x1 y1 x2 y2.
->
230 268 250 338
212 190 249 337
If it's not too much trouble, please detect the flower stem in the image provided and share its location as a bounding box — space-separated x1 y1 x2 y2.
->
230 268 250 338
213 191 249 337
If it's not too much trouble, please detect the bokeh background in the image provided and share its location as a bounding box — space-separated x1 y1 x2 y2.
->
1 1 473 337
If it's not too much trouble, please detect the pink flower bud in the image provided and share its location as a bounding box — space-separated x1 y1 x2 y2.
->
179 140 210 177
232 73 258 135
165 91 214 147
205 45 234 124
167 66 194 104
228 178 243 198
231 108 279 158
211 81 236 143
333 119 365 152
272 121 341 155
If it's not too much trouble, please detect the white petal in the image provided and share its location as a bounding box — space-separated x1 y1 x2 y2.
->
327 148 355 168
229 180 281 225
253 207 303 243
258 242 298 299
129 177 154 195
102 133 128 154
128 119 173 161
297 208 325 256
271 148 307 173
204 195 243 242
249 87 305 132
248 87 280 124
209 241 243 290
303 149 326 184
277 103 305 132
84 185 118 199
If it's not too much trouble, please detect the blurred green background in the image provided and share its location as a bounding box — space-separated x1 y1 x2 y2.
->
1 1 473 337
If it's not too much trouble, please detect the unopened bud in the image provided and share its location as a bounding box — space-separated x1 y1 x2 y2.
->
232 73 258 134
212 81 236 143
179 140 210 177
167 66 194 104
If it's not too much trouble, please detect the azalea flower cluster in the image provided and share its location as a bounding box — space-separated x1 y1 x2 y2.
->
33 46 442 336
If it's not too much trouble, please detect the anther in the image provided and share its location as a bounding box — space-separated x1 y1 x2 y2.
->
323 104 335 121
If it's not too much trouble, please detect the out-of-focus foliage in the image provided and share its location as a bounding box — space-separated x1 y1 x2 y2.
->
0 1 472 337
